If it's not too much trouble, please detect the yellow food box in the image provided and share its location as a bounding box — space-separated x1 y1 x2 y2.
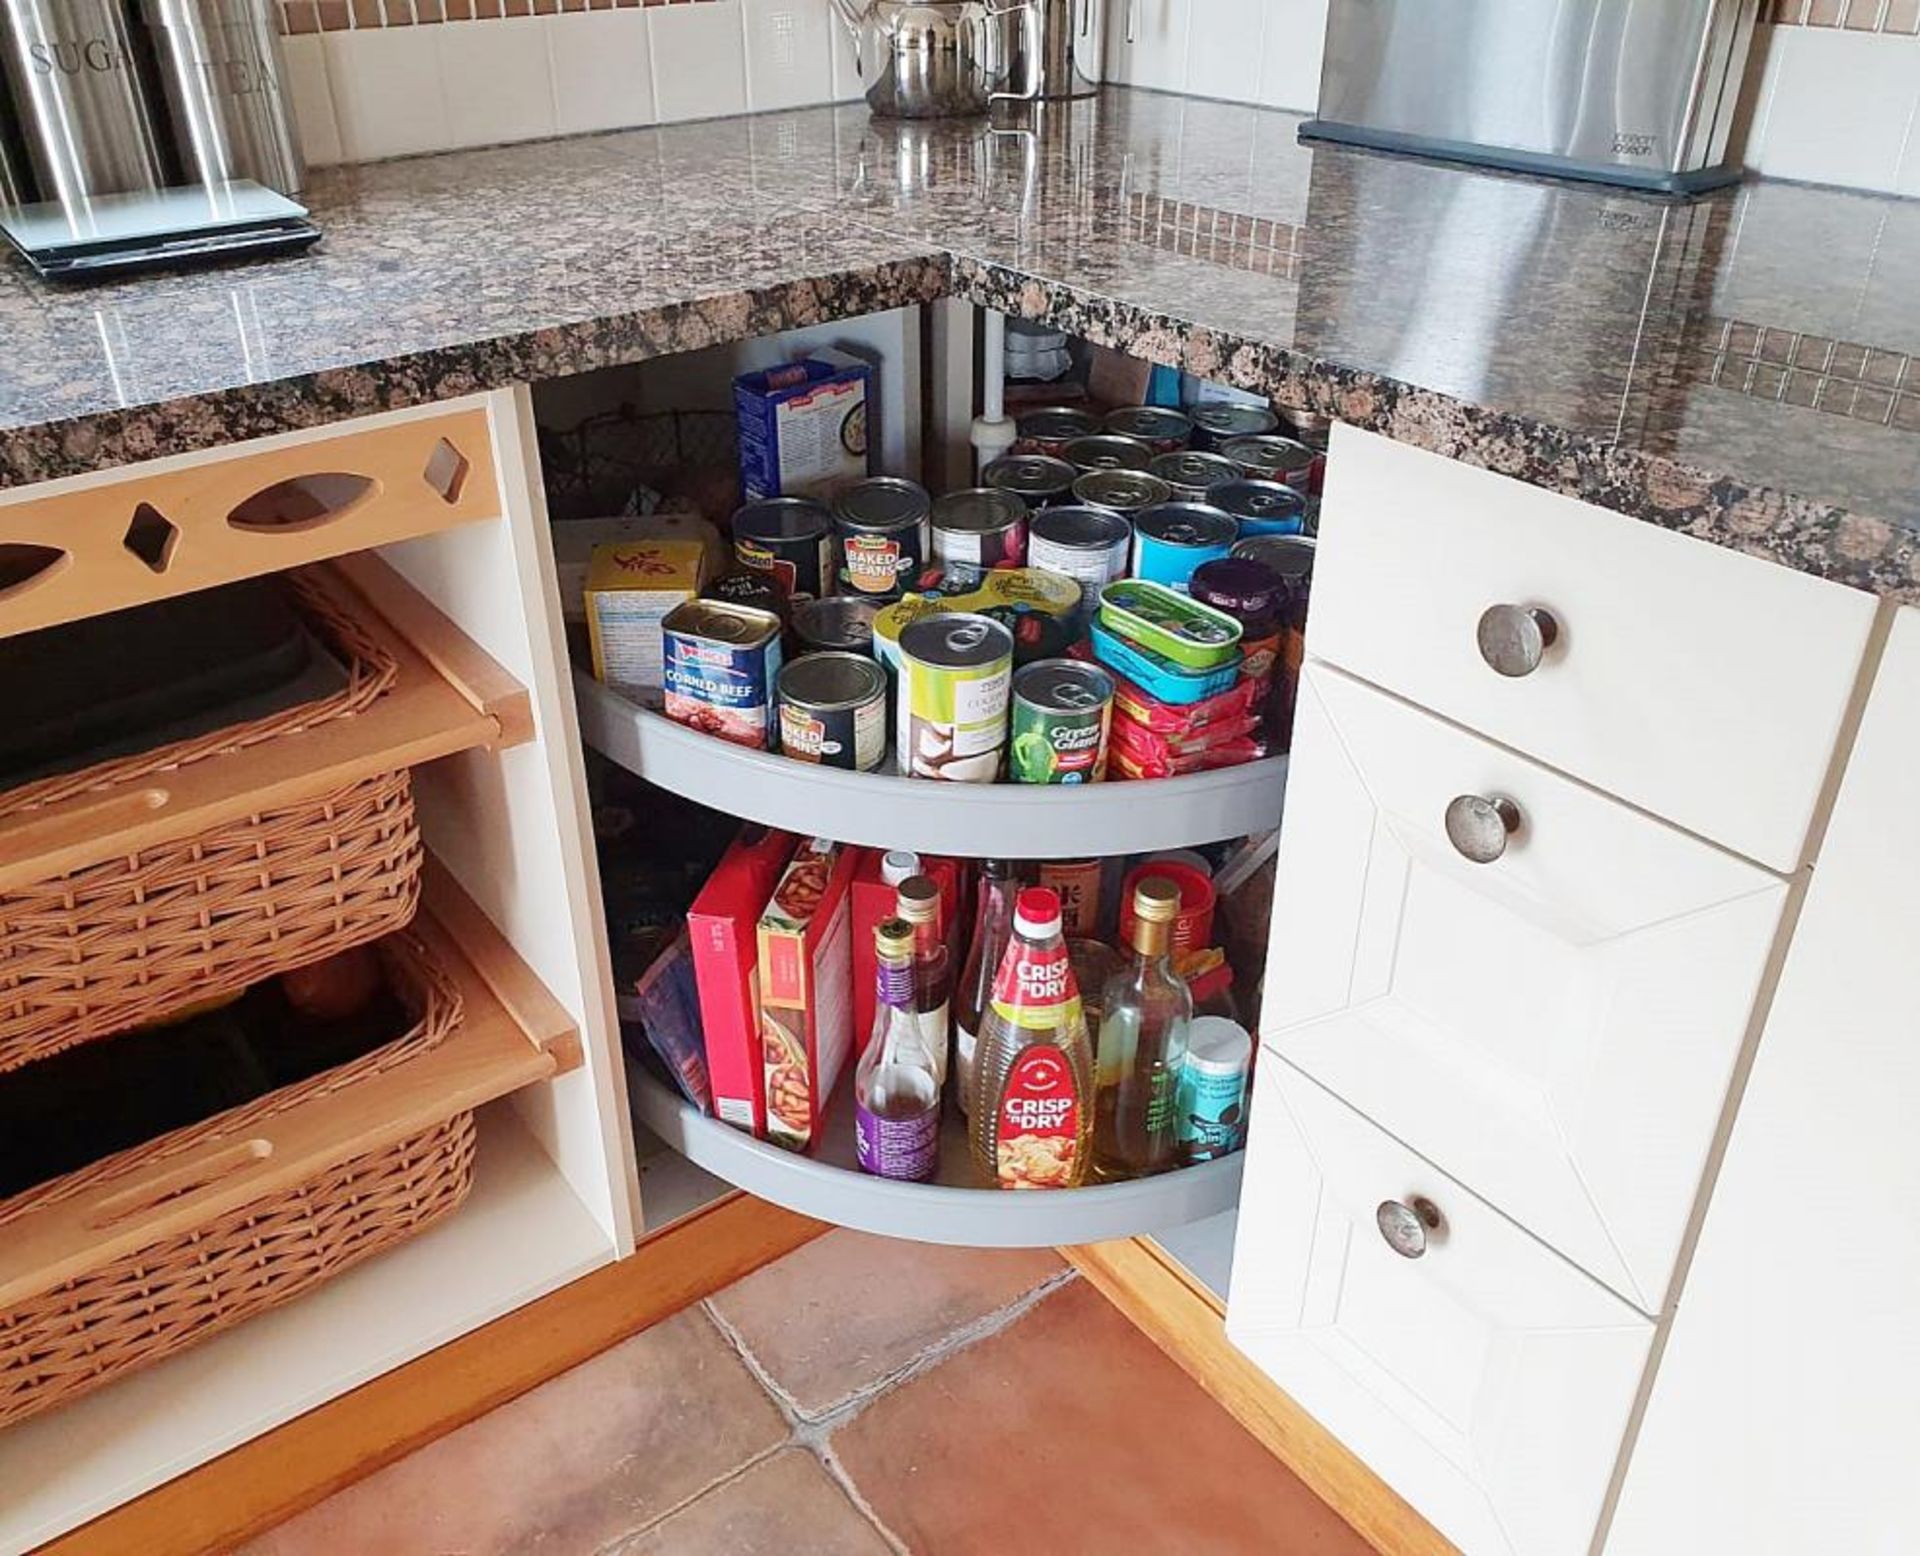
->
585 539 708 700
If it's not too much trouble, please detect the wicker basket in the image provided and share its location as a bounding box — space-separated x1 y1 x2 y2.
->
0 571 425 1073
0 931 471 1429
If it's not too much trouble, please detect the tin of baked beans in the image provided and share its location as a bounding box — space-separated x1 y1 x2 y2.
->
1133 502 1238 592
1149 449 1241 504
1010 658 1114 785
777 651 888 771
1015 406 1101 458
1062 433 1155 475
661 599 785 750
1028 505 1133 608
1211 478 1307 537
1073 469 1173 517
1102 406 1193 455
792 594 879 656
833 477 932 600
984 452 1078 509
1219 434 1315 488
1189 402 1280 451
896 613 1014 782
733 497 834 602
930 487 1029 584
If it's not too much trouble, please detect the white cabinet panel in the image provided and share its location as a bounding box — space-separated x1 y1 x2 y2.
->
1606 606 1920 1556
1227 1062 1653 1556
1308 427 1877 872
1265 664 1787 1312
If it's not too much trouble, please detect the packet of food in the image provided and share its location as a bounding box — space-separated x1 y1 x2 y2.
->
757 839 860 1152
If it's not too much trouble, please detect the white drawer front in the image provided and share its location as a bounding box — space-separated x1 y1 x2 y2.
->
1308 427 1876 872
1265 663 1786 1312
1227 1062 1654 1556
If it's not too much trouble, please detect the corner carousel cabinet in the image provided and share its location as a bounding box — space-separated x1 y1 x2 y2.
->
0 389 636 1556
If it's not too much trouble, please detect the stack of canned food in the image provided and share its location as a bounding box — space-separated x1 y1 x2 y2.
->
655 399 1321 784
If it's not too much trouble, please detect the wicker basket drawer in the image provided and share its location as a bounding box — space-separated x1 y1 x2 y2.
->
0 867 575 1429
0 558 531 1072
0 401 503 640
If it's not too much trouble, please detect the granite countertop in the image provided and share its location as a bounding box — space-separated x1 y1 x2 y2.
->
4 89 1919 601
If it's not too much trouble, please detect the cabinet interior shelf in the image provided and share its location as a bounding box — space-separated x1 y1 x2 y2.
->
628 1065 1244 1249
574 673 1289 859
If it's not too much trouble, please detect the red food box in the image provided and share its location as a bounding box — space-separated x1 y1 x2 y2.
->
758 840 861 1152
849 851 963 1043
688 824 798 1136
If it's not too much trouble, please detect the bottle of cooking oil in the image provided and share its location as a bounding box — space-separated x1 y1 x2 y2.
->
1091 877 1192 1180
968 887 1094 1190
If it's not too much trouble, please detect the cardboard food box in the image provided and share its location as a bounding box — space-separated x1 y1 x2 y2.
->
585 538 708 701
735 351 872 502
849 850 963 1050
757 839 860 1152
553 509 721 623
688 825 799 1136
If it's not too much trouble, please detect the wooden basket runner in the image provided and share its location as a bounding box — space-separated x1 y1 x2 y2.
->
0 570 425 1073
0 932 469 1429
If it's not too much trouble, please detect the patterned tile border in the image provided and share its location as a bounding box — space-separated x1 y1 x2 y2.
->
1695 314 1920 430
278 0 717 34
1122 191 1306 281
1768 0 1920 34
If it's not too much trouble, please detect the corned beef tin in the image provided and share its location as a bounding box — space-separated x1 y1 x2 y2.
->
662 599 785 749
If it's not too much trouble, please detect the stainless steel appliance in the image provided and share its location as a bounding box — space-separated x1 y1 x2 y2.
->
0 177 316 276
1303 0 1761 195
1012 0 1103 100
0 0 172 203
830 0 1039 119
141 0 303 195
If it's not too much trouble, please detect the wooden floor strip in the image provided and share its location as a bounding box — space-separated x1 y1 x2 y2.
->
1067 1237 1459 1556
37 1194 826 1556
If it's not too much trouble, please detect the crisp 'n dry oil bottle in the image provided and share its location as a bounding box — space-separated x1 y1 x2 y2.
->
968 887 1094 1190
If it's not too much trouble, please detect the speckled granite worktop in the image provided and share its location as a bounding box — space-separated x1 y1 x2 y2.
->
5 89 1919 600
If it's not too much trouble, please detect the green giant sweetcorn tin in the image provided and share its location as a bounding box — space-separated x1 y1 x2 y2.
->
1009 659 1114 785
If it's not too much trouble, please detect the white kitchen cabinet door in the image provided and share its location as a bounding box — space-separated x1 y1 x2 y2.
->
1307 427 1877 873
1264 663 1787 1313
1605 607 1920 1556
1227 1061 1654 1556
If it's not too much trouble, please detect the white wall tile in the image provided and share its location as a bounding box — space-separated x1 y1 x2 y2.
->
1107 0 1190 94
548 9 657 136
1743 25 1920 193
744 0 837 112
649 0 750 123
1257 0 1327 113
1184 0 1266 105
324 28 452 162
437 17 558 149
281 34 342 170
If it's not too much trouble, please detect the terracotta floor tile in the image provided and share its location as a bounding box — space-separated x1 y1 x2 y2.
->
618 1449 893 1556
240 1309 786 1556
707 1228 1064 1416
831 1281 1376 1556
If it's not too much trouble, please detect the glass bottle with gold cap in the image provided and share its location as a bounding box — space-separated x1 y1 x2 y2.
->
1091 877 1193 1180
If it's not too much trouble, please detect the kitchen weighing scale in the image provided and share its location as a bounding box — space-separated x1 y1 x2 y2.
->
0 179 319 279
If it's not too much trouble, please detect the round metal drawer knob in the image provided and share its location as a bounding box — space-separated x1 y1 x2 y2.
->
1377 1197 1445 1260
1445 793 1522 863
1477 604 1560 677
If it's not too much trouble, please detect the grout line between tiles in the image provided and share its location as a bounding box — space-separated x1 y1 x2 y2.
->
596 1438 791 1556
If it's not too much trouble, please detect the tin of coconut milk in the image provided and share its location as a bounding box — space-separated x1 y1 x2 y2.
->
895 613 1013 782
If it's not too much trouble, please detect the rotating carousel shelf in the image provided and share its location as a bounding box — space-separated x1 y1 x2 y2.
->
574 673 1288 859
628 1064 1245 1249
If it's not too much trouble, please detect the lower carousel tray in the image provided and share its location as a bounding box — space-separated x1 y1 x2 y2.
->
628 1063 1244 1250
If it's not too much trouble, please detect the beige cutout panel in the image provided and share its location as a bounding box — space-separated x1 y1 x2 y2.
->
0 403 502 638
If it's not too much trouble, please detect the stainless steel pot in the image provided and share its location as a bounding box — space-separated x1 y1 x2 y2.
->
830 0 1040 120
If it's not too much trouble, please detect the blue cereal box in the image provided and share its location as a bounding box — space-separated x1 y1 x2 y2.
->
661 600 785 750
735 351 872 501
